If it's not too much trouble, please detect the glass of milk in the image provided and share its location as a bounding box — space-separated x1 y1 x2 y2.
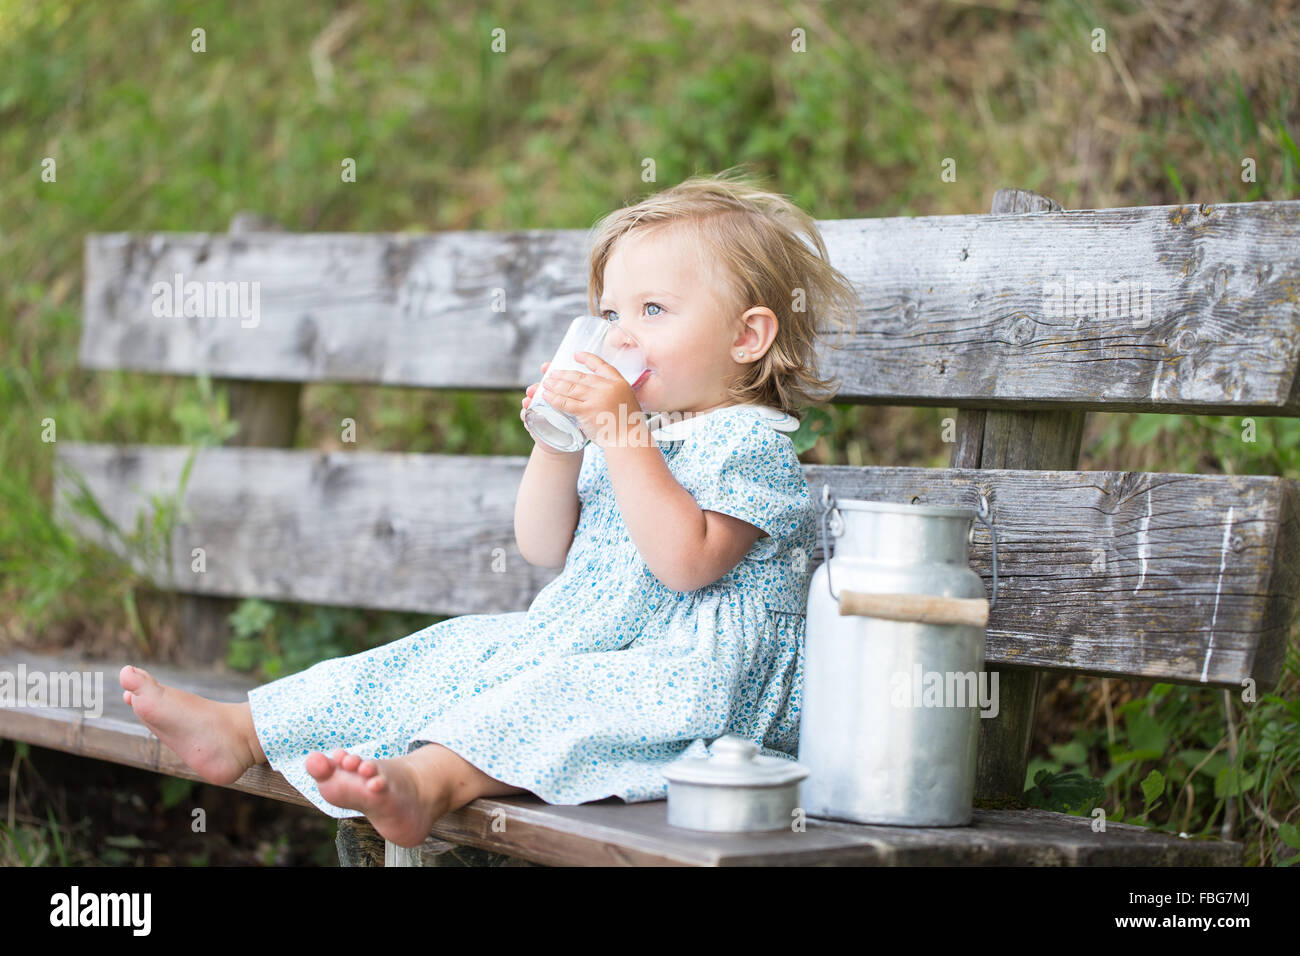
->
523 315 649 453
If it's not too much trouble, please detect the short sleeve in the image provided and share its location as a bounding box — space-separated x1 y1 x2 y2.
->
681 411 811 562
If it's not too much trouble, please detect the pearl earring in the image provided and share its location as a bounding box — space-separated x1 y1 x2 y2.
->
737 350 746 359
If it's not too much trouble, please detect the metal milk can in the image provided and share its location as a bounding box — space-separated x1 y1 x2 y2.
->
798 485 1000 827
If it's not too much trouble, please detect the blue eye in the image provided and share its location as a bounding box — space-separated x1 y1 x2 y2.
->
601 303 664 322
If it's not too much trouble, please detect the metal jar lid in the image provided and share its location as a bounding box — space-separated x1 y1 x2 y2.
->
662 734 809 787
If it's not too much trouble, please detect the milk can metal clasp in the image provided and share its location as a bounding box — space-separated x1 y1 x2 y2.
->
817 484 999 610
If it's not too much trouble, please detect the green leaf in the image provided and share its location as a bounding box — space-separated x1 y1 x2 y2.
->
1108 747 1164 766
1048 740 1088 766
1101 762 1130 787
1140 769 1165 807
791 407 832 455
1213 765 1257 799
229 598 275 639
1125 708 1168 756
225 636 260 672
159 776 196 809
1023 756 1061 790
1194 752 1229 780
1024 769 1105 813
1278 823 1300 849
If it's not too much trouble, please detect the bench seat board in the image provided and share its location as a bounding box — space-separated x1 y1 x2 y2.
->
53 443 1298 688
0 652 307 806
0 652 1242 866
406 793 1241 867
81 201 1300 413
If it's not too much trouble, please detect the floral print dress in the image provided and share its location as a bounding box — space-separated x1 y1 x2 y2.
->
245 403 818 817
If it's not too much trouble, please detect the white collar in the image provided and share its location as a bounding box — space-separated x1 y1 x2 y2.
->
643 404 801 443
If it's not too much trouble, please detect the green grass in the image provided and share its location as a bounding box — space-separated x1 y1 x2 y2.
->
2 0 1298 864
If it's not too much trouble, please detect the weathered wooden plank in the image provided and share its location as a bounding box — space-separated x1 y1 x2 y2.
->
82 229 591 388
80 200 1300 412
0 652 311 808
410 793 1240 866
52 442 1298 688
52 442 560 617
806 462 1298 691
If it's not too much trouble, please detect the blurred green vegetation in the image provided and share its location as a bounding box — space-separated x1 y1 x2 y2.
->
1 0 1298 864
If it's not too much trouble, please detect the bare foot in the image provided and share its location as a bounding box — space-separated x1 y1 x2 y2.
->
119 665 258 786
306 748 451 848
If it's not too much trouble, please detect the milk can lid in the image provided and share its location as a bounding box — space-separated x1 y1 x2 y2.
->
661 734 809 787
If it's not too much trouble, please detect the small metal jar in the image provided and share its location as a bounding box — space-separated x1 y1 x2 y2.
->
662 734 809 832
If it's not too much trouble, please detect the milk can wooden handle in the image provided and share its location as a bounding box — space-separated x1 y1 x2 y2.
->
837 590 990 627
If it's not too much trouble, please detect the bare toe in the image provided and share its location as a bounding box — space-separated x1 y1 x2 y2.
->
118 664 155 695
305 752 336 780
313 755 443 846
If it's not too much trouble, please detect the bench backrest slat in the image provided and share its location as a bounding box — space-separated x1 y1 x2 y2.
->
81 200 1300 413
53 441 1298 689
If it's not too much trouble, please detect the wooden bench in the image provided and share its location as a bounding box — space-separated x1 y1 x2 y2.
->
8 188 1297 865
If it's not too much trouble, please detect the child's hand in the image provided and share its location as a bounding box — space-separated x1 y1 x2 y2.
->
540 351 644 449
520 361 551 423
522 361 583 457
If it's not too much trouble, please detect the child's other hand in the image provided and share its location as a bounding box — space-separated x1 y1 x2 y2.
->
520 361 551 423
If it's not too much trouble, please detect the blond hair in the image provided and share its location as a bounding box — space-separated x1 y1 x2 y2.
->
586 165 859 416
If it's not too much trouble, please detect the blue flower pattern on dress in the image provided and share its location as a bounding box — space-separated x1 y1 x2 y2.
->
246 404 817 817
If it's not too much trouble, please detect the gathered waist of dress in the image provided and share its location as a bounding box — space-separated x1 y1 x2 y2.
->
672 577 810 617
562 537 812 616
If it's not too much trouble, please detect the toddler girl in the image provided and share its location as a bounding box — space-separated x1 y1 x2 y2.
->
118 166 859 849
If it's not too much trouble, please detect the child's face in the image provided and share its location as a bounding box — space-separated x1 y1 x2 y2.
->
597 228 759 416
